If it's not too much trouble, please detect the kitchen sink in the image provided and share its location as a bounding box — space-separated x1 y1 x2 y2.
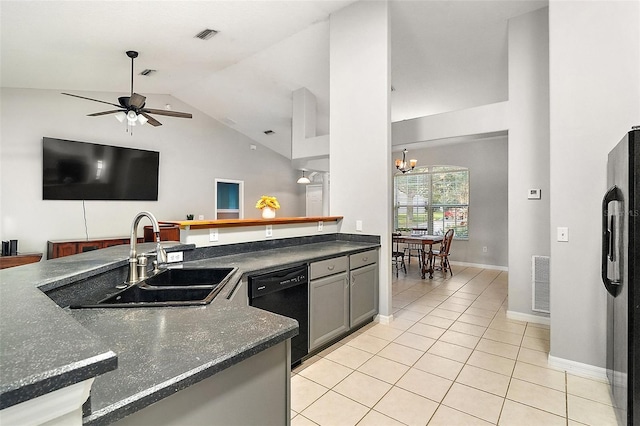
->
143 267 236 288
101 286 214 304
70 267 237 308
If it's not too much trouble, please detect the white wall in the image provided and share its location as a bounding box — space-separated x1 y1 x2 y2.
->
507 7 551 319
330 1 392 317
392 102 508 147
395 136 508 268
0 88 304 255
549 1 640 368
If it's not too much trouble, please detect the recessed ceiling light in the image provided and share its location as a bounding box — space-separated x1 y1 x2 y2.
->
264 130 274 135
195 29 219 40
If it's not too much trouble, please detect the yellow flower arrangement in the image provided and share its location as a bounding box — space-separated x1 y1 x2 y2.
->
255 195 281 210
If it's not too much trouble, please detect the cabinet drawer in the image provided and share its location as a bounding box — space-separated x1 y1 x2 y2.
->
349 250 377 269
310 256 348 280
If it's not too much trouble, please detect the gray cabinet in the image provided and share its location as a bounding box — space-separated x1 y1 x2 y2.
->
113 341 290 426
349 250 378 328
309 257 349 351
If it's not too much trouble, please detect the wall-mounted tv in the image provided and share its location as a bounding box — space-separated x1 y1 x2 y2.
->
42 137 160 201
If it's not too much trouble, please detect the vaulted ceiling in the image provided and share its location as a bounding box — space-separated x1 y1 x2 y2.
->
1 0 547 158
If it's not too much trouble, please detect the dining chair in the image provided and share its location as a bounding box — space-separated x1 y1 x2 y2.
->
392 233 407 277
405 228 428 267
428 228 454 276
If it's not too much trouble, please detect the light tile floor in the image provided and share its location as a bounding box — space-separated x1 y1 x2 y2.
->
291 263 619 426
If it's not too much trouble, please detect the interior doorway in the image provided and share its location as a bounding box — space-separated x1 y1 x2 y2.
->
306 184 323 217
215 179 244 219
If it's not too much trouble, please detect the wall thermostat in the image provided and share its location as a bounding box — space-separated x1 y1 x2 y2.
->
528 188 541 199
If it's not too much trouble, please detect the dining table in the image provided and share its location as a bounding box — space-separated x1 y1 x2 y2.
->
393 234 444 279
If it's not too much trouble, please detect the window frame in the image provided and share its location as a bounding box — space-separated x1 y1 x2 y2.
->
393 166 469 240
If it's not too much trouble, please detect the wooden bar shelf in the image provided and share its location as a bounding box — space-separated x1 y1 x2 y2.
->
162 216 343 230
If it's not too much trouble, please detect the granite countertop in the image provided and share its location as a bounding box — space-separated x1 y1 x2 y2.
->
0 237 379 425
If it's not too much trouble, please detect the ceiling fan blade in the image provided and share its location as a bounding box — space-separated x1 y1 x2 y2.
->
141 108 192 119
61 93 121 108
140 112 162 127
87 110 124 117
129 93 146 109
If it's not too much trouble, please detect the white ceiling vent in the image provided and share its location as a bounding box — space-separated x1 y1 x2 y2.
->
195 29 218 40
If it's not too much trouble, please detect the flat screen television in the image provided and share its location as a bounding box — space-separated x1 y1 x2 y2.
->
42 137 160 201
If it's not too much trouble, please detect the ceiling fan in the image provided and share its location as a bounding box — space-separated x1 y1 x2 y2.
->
62 50 192 128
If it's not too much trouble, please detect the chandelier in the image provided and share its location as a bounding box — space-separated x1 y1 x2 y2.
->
395 149 417 173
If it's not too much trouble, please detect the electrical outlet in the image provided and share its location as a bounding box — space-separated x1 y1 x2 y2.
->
557 227 569 242
356 220 363 231
482 246 488 253
318 221 323 232
198 215 204 220
167 251 183 263
209 229 218 242
266 225 273 238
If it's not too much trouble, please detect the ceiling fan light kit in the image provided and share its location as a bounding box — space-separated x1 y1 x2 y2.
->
62 50 192 134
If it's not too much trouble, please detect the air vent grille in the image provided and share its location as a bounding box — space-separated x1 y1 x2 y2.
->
532 255 550 313
195 29 219 40
264 130 274 135
140 69 156 76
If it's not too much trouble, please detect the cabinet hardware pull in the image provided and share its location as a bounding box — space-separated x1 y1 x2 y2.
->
328 265 335 270
362 257 368 261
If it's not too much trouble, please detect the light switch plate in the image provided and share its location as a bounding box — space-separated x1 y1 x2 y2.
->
266 225 273 238
209 229 218 242
356 220 363 231
557 227 569 242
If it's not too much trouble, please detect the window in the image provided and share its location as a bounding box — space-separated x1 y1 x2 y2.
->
215 179 244 219
394 166 469 239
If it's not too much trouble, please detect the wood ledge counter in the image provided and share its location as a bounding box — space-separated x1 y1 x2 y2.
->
162 216 343 230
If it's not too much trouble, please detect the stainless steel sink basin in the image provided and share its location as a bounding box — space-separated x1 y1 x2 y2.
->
70 267 237 308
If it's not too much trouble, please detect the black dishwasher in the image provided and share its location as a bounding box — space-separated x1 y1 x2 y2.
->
249 265 308 366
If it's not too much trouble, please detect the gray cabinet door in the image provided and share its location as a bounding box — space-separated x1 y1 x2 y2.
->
309 272 349 351
350 263 378 328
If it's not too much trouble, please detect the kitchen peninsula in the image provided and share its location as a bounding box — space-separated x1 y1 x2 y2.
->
0 221 379 425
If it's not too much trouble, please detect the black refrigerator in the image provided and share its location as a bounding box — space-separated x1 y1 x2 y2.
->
602 127 640 425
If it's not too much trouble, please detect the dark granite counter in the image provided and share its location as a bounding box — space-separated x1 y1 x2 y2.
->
0 235 379 425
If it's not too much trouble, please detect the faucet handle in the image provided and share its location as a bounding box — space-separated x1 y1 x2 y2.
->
156 243 168 264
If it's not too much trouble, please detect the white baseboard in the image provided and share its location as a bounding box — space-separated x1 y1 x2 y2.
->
548 355 608 382
450 261 508 271
506 310 550 326
375 314 393 325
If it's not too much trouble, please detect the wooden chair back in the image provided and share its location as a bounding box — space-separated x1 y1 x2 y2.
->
411 228 429 236
441 228 455 255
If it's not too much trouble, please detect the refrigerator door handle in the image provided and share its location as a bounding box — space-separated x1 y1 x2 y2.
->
602 185 624 296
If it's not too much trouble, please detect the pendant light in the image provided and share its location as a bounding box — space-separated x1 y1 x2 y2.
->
297 171 311 184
